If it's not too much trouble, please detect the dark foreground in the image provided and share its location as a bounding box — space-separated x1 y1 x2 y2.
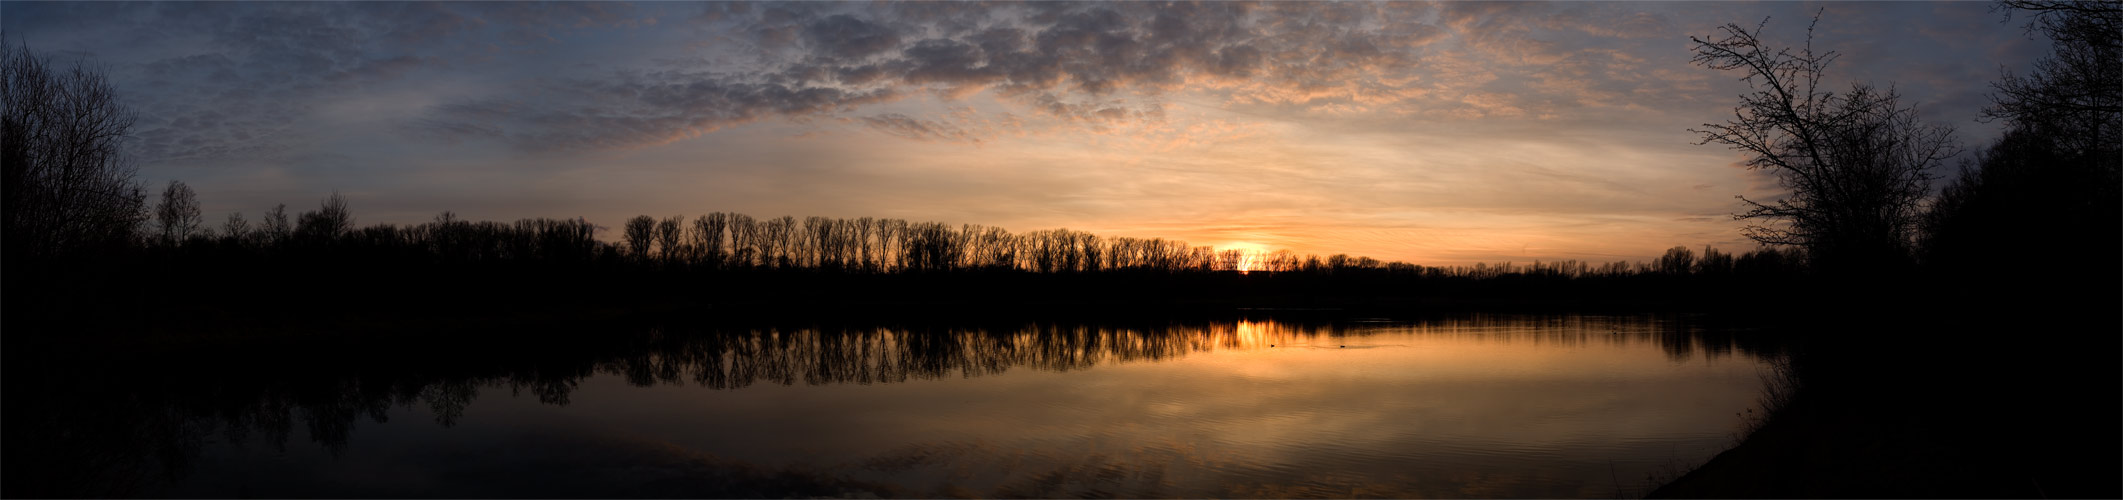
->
6 311 1780 498
5 270 2116 498
1651 287 2120 498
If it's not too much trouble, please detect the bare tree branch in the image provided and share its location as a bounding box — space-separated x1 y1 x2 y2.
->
1690 12 1959 272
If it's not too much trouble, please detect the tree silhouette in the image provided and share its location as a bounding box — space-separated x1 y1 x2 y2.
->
1923 1 2120 281
692 213 729 269
1695 246 1734 277
1690 12 1959 275
623 215 655 260
1657 246 1696 276
1985 0 2120 156
293 192 352 243
727 213 756 268
260 203 290 246
153 180 201 245
221 211 250 245
1 38 146 260
655 215 683 264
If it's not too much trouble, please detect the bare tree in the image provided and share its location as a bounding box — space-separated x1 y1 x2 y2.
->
804 216 830 268
222 211 249 244
727 213 756 268
294 191 352 242
853 217 875 272
1985 0 2121 155
767 216 795 269
691 213 728 268
1 37 145 259
654 215 683 264
623 215 655 260
153 180 201 245
1696 246 1735 277
1923 2 2119 273
1657 246 1697 276
1216 249 1246 272
260 203 290 245
1690 12 1958 273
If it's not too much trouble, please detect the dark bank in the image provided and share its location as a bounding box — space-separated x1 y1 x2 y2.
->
4 1 2120 498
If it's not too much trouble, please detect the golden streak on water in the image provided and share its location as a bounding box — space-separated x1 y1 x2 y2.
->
1234 319 1264 347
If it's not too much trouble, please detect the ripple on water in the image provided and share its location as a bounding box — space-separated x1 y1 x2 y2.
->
100 315 1777 499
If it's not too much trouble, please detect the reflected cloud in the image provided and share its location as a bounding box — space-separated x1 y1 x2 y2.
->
6 314 1781 497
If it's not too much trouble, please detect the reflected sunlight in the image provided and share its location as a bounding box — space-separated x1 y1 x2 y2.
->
1233 319 1266 347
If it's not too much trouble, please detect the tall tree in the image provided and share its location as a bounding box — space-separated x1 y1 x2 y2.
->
293 192 352 243
1 38 145 259
1923 1 2120 276
221 211 249 245
260 203 290 246
655 215 683 264
624 215 656 260
1984 0 2120 155
1690 13 1959 274
692 213 728 268
1657 246 1697 276
153 180 202 245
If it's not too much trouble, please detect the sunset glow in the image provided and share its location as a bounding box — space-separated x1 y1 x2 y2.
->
0 1 2040 265
6 2 2114 497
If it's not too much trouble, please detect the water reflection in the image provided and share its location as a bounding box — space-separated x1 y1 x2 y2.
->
3 314 1780 497
612 315 1766 391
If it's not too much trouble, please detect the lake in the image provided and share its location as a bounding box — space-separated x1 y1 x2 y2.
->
14 313 1781 498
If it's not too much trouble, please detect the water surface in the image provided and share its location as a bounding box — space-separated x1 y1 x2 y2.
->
22 314 1778 498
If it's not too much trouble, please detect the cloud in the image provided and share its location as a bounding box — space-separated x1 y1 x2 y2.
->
13 1 1745 157
803 14 902 60
2 0 2012 169
401 2 1482 152
1542 7 1675 40
856 113 980 144
413 69 899 151
323 55 437 84
2 2 686 163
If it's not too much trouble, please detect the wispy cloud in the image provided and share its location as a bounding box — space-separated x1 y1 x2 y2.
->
856 113 980 144
0 1 2044 265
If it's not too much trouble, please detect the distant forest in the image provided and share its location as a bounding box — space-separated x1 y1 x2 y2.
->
5 0 2117 333
14 180 1816 332
129 186 1802 280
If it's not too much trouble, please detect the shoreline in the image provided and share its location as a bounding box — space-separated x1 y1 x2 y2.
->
1648 291 2122 498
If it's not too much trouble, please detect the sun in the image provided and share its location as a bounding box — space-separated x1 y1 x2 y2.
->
1218 242 1271 274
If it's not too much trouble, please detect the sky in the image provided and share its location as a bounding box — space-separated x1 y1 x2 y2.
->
0 1 2048 265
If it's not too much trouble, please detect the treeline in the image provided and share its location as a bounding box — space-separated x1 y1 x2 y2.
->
143 186 1803 281
1916 0 2120 297
0 183 1816 333
6 32 1814 332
